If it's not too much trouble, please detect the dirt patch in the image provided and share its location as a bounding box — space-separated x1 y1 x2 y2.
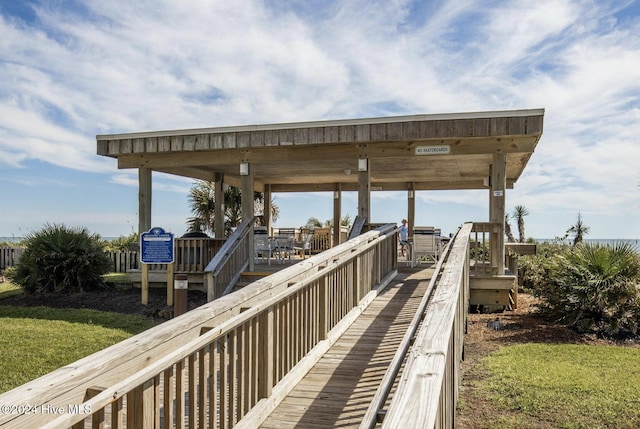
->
0 285 208 320
457 294 640 428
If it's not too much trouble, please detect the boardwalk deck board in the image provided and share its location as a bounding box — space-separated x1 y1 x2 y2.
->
260 268 433 428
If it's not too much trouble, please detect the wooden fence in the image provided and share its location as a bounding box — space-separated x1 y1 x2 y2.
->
0 224 398 429
0 247 23 270
0 237 228 275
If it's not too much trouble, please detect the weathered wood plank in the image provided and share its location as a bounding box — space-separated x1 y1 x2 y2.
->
309 127 324 144
146 137 158 152
108 140 119 155
96 140 109 155
158 136 171 152
171 135 183 151
526 114 544 134
264 130 278 146
278 129 294 145
370 124 386 141
223 132 236 148
324 126 340 143
237 131 251 148
470 275 515 290
340 125 355 142
387 122 402 140
473 118 490 137
355 124 370 142
293 128 309 145
195 134 209 150
183 135 196 151
509 116 526 135
250 131 265 146
402 121 420 140
470 289 511 306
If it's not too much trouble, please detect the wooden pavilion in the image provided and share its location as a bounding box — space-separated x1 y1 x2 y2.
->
97 108 543 276
0 110 545 429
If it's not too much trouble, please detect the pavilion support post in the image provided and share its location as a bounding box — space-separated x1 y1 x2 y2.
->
241 162 255 271
357 157 370 226
407 184 415 241
214 173 225 239
489 152 506 275
138 168 152 305
333 183 342 246
264 184 272 236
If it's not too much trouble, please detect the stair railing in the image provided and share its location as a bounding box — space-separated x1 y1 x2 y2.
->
203 217 253 301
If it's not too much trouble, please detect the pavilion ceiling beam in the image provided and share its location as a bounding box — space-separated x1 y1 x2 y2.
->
151 167 266 192
267 179 514 193
115 137 538 170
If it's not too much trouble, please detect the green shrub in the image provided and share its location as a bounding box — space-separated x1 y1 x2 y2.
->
518 240 570 292
103 232 139 251
533 242 640 338
8 224 112 294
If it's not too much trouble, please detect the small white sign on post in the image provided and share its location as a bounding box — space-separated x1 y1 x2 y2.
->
493 190 504 197
415 145 451 155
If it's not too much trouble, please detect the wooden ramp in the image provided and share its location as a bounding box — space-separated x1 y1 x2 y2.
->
260 267 434 428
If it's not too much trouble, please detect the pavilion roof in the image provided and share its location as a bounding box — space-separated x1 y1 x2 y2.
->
96 108 544 192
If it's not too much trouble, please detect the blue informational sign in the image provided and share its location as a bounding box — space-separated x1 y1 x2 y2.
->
140 227 175 264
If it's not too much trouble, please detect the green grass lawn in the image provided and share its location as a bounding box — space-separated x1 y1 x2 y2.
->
471 343 640 429
0 305 156 394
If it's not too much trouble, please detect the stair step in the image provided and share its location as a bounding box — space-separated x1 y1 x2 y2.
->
235 271 273 291
240 271 272 277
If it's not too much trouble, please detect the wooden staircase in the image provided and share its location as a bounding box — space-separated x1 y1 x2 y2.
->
233 271 272 291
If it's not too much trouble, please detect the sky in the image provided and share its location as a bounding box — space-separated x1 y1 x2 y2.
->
1 0 639 240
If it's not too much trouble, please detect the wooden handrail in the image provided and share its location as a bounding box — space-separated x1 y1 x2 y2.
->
0 223 398 429
380 222 472 428
204 217 253 300
470 221 502 276
348 215 367 240
360 227 457 428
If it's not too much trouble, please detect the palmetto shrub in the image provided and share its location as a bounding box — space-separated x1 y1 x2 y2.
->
533 242 640 337
9 224 111 294
518 240 571 292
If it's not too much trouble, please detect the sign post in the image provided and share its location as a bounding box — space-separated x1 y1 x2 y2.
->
140 227 175 305
174 274 188 317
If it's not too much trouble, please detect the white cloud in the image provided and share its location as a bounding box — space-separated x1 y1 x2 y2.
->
0 0 639 238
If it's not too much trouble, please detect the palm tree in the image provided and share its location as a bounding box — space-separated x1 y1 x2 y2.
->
505 213 516 243
567 212 590 247
187 180 216 234
513 205 529 243
187 180 278 237
305 217 323 228
306 215 352 229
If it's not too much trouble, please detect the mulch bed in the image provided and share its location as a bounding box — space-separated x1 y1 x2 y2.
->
0 284 208 320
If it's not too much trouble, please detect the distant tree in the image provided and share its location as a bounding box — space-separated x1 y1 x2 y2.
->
513 205 529 243
323 214 353 229
505 213 516 243
104 231 139 251
340 214 352 227
567 212 590 247
305 217 323 228
304 215 352 229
